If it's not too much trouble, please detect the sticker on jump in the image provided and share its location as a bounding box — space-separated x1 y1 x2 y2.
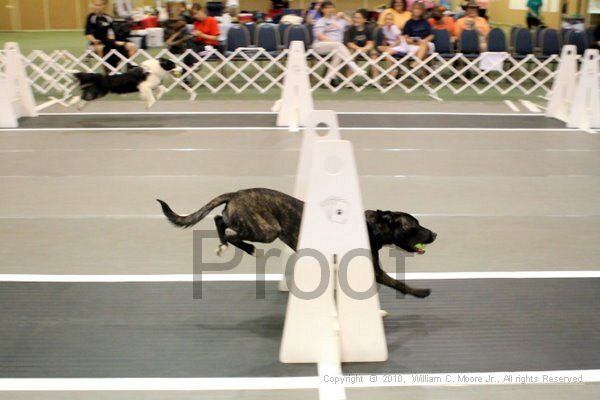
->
319 197 350 224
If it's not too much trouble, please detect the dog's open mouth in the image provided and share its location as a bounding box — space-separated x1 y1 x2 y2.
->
414 244 426 254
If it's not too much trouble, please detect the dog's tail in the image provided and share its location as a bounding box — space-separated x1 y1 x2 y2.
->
156 193 235 228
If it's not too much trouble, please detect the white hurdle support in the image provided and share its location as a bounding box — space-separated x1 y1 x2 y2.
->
0 76 18 128
280 115 388 399
566 49 600 132
278 110 340 292
271 41 314 132
545 45 578 122
4 42 38 120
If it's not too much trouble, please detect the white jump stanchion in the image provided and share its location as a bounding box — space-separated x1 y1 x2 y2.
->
278 110 341 292
0 77 18 128
4 42 38 122
280 138 388 399
545 45 578 122
272 41 314 132
566 49 600 132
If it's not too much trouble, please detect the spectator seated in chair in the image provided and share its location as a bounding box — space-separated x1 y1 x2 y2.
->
377 0 411 30
377 12 409 80
344 9 377 80
312 1 366 87
455 1 490 40
184 3 221 70
85 0 137 70
305 0 324 24
428 6 456 41
403 2 435 67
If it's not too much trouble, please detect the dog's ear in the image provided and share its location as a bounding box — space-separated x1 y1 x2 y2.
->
376 210 394 226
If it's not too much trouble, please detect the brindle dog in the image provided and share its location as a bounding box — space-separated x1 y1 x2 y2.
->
157 188 436 298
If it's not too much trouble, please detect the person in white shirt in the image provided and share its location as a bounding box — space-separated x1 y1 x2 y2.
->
376 12 409 80
312 1 365 85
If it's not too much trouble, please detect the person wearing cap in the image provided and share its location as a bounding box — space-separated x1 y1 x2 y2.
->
455 0 490 39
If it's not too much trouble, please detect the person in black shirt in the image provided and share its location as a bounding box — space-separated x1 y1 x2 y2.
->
402 2 434 66
85 0 136 61
345 9 376 79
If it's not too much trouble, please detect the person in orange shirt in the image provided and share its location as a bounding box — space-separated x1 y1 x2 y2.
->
454 1 490 39
377 0 411 30
428 6 455 40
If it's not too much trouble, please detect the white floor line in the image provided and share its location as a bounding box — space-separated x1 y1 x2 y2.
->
1 370 599 390
39 111 543 116
0 148 596 153
519 100 542 113
2 271 599 282
0 127 581 132
504 100 520 112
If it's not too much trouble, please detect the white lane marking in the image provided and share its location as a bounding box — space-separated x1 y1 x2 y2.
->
0 370 599 390
0 127 581 132
2 271 599 282
519 100 542 113
39 111 543 116
0 148 597 153
504 100 520 112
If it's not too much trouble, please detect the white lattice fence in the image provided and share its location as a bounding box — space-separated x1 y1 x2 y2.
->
0 47 565 103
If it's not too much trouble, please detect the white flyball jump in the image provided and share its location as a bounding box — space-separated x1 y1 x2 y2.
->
567 49 600 131
279 111 387 400
0 42 38 128
546 45 599 132
272 41 314 132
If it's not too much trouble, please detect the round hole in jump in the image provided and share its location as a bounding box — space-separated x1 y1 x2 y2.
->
324 156 343 175
316 122 329 137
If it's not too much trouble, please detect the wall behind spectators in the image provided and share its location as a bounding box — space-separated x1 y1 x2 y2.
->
0 0 593 31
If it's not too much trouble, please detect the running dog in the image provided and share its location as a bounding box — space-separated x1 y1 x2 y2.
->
70 58 181 109
157 188 436 298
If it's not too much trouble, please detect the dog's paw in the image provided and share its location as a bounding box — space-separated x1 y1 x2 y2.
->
145 99 156 110
379 309 389 318
412 288 432 298
216 244 228 257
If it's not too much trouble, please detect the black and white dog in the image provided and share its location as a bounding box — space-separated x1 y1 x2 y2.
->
157 188 437 298
70 58 182 109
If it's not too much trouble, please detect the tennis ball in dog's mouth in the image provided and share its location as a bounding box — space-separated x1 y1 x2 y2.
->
414 243 426 253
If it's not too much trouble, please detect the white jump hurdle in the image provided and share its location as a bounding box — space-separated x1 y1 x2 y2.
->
280 111 387 400
545 45 578 123
271 41 314 132
0 42 38 128
278 110 340 292
566 49 600 132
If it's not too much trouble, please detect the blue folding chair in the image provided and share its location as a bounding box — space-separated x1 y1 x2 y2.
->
568 31 587 55
225 24 251 55
433 29 453 58
283 24 310 49
514 27 533 58
255 23 280 55
459 29 480 57
487 28 507 52
540 28 560 58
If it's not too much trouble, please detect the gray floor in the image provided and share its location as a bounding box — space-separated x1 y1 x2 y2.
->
1 280 599 377
1 101 599 399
